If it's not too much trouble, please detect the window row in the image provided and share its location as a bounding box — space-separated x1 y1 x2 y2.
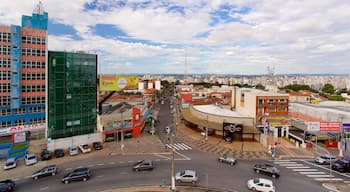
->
0 46 10 55
0 71 11 80
21 96 45 105
22 48 46 57
0 58 11 68
21 72 45 80
0 84 10 92
22 60 45 68
29 106 45 113
0 32 11 42
1 121 11 128
30 117 45 124
15 119 26 126
0 96 10 106
21 36 46 45
0 107 45 116
22 84 45 92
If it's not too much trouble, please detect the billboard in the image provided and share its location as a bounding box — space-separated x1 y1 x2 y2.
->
320 122 340 132
100 75 139 91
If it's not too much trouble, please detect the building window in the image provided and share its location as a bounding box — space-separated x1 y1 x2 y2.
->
29 106 45 113
21 96 45 105
0 58 11 68
15 119 26 126
0 96 10 106
30 117 45 124
0 32 11 42
0 109 11 116
1 121 11 128
14 108 26 114
0 84 10 92
0 45 11 55
258 99 263 105
267 107 276 112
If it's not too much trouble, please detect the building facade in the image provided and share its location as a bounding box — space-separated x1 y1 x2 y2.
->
0 7 48 137
47 51 97 139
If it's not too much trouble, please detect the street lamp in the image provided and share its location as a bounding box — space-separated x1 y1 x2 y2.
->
339 116 344 157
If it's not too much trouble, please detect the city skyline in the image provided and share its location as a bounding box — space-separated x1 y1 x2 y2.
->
1 0 350 75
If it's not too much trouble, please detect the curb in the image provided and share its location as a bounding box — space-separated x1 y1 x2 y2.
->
322 183 341 192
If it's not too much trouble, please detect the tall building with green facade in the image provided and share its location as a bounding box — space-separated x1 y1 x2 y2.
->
48 51 97 139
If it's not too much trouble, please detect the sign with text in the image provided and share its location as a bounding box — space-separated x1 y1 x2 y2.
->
99 75 139 91
320 122 340 132
344 123 350 132
0 123 46 136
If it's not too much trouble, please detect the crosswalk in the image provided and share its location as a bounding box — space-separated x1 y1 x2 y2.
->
273 160 344 182
166 143 192 151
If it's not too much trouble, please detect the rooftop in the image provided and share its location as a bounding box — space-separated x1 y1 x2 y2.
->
193 105 244 117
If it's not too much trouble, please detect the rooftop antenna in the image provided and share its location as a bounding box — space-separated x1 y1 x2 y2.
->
267 66 276 91
184 49 188 84
34 1 45 15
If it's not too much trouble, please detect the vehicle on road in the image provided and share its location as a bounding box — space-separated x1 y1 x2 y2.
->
24 154 37 166
218 154 236 165
247 178 275 192
79 144 91 153
93 142 103 150
315 155 337 165
54 149 65 158
133 160 154 171
165 126 170 134
332 159 350 172
149 127 156 135
68 146 78 156
41 149 52 161
61 167 91 184
3 158 17 170
175 170 198 184
0 180 15 192
32 165 58 180
253 164 280 178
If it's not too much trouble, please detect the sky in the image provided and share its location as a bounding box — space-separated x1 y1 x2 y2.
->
1 0 350 75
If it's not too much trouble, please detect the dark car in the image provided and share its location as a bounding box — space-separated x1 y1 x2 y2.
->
41 149 52 161
92 142 103 150
0 180 15 192
253 164 280 178
332 160 350 172
61 167 91 184
133 160 154 171
32 165 58 180
54 149 64 158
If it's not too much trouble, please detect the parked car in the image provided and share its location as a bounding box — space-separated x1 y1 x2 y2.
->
41 149 52 161
253 164 280 178
92 142 103 150
3 158 17 170
32 165 58 180
24 154 37 166
54 149 65 158
247 178 275 192
315 155 337 165
68 146 78 156
218 154 236 166
79 144 91 153
175 170 198 184
332 159 350 172
0 180 15 192
133 160 154 171
61 167 91 184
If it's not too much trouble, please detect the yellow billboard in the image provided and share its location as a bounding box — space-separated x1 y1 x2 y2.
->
100 75 139 91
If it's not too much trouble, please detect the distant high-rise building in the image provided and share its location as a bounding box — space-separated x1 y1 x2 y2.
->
0 3 48 137
47 51 97 139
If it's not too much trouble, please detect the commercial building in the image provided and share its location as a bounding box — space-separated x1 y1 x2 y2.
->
0 4 48 138
47 51 97 139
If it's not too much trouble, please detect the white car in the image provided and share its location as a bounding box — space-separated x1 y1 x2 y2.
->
4 158 17 170
24 154 38 166
79 144 91 153
69 146 78 156
247 178 275 192
315 155 336 165
175 170 198 184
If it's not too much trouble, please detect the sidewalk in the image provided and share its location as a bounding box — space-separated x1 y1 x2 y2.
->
174 115 319 160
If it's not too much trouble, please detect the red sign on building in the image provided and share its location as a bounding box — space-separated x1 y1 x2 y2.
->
320 122 340 132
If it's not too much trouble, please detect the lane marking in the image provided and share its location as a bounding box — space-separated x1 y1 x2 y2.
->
278 164 304 167
97 175 104 178
292 169 318 172
97 163 104 166
301 160 350 178
88 165 94 167
286 166 310 169
315 178 343 181
306 174 334 177
108 162 115 165
25 176 32 178
155 159 161 161
65 168 72 171
40 187 49 191
119 161 124 163
299 172 325 175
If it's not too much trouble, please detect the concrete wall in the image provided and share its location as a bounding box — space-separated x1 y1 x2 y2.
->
235 89 257 118
47 133 102 151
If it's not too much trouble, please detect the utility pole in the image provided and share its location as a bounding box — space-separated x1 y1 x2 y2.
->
170 133 176 191
206 115 208 142
339 116 344 157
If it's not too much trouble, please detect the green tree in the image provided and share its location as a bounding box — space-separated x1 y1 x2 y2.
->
255 84 265 90
322 83 335 94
